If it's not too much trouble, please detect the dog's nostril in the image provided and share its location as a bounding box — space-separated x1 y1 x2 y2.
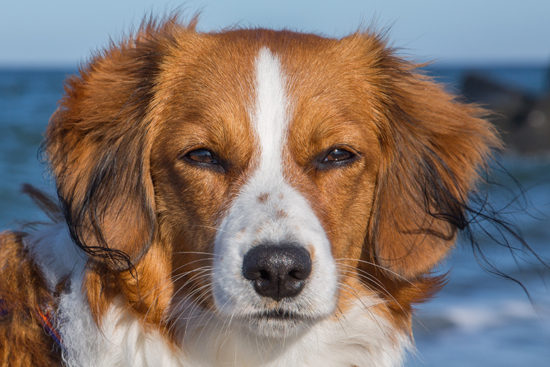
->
259 269 270 280
242 244 312 301
288 269 309 280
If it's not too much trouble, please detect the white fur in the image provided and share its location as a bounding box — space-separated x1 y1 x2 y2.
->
211 48 338 336
25 224 185 367
24 221 84 290
174 296 410 367
21 47 411 367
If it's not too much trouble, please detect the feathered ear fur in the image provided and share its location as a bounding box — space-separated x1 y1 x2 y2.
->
355 34 500 278
44 18 187 271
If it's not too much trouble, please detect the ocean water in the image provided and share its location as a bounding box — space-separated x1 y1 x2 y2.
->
0 66 549 366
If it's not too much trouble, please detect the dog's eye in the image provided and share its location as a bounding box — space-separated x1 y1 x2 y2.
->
185 149 219 164
182 148 228 173
323 148 355 163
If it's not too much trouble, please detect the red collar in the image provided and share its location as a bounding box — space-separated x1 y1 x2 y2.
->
0 300 64 351
36 302 64 350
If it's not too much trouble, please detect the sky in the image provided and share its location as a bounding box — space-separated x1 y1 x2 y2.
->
1 0 550 67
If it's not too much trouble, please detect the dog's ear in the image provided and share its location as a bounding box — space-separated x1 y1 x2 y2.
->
45 19 185 271
355 35 500 279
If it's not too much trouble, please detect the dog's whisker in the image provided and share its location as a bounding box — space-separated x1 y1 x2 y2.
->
140 266 213 301
335 258 420 288
188 224 233 236
336 284 395 340
171 251 219 258
336 264 409 314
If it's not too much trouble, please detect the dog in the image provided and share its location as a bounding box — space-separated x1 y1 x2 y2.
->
0 16 501 367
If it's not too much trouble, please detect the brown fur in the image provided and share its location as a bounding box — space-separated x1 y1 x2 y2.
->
3 15 499 361
0 231 61 367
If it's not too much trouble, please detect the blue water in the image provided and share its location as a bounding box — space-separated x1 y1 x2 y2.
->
425 64 550 97
0 66 549 366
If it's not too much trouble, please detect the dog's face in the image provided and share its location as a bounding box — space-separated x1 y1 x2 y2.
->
45 21 497 341
151 41 381 337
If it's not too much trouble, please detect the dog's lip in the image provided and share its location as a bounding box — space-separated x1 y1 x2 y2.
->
249 309 312 321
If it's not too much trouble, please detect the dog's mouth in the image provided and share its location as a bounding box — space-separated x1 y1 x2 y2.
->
252 309 307 321
236 308 320 338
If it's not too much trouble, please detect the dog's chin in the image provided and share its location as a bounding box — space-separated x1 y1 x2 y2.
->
236 310 322 339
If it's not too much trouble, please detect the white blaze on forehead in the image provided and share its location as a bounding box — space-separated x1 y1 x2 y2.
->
252 48 289 172
211 47 337 329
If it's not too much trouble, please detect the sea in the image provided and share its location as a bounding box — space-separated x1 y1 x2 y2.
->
0 65 549 366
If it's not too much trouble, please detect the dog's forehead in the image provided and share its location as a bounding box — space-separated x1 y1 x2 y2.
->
151 28 379 179
162 31 363 132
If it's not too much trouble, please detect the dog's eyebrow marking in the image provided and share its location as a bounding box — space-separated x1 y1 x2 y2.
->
251 47 289 177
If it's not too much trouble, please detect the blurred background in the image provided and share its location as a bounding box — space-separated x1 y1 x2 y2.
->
1 1 549 366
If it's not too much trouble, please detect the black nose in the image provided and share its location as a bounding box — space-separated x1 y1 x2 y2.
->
242 244 312 301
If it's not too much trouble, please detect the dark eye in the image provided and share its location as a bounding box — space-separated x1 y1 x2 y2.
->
185 149 218 164
183 148 226 173
323 148 355 164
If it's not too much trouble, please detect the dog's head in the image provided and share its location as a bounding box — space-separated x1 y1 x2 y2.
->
45 18 498 339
